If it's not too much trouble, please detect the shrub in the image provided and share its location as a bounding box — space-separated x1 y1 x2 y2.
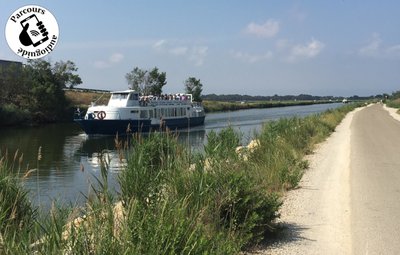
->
0 104 31 126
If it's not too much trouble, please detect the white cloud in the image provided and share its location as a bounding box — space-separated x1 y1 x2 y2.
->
169 46 188 56
386 45 400 56
94 52 124 69
359 33 382 57
94 61 109 69
359 33 400 59
109 53 124 63
153 39 166 51
188 46 208 66
232 50 273 63
245 19 280 38
286 38 325 62
152 39 208 66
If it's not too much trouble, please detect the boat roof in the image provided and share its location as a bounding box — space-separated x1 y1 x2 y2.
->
111 90 137 94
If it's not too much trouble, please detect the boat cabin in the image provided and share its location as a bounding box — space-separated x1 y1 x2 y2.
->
108 90 140 107
107 90 194 107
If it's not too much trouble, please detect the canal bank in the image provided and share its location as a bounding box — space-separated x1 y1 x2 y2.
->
0 103 360 253
0 103 343 208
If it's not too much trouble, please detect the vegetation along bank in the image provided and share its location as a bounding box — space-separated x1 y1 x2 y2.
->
0 103 361 254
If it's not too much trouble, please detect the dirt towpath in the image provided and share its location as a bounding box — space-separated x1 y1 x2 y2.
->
251 104 400 255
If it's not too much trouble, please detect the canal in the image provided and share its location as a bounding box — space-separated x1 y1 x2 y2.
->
0 103 341 209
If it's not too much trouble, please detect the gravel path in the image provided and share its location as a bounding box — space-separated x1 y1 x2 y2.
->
249 106 364 255
350 104 400 254
249 104 400 255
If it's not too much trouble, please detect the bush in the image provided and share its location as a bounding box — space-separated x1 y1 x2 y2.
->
0 104 31 126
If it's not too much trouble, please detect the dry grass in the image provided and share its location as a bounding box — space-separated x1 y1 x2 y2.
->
65 91 110 107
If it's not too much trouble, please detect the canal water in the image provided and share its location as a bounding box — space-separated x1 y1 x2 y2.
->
0 103 341 209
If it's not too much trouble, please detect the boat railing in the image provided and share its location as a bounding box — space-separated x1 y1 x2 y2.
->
138 94 193 107
139 99 192 107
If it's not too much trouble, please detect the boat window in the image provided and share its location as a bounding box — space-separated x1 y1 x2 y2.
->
140 110 148 118
130 110 139 113
129 93 139 100
112 93 129 100
178 107 186 116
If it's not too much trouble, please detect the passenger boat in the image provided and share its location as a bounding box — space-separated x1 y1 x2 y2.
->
74 90 205 135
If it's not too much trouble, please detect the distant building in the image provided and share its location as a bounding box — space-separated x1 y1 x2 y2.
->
0 59 22 68
0 59 23 82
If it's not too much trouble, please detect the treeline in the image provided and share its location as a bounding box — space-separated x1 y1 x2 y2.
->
202 93 380 102
202 100 328 113
125 66 204 102
0 59 81 126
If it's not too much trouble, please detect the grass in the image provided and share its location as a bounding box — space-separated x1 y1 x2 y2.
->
0 103 361 254
0 151 36 253
65 91 110 108
202 100 333 113
386 98 400 109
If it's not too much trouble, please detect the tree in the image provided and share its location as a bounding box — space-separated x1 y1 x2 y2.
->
391 91 400 99
0 62 27 107
125 67 146 92
53 60 82 88
184 77 203 102
0 59 83 125
25 59 66 120
125 67 167 95
147 67 167 95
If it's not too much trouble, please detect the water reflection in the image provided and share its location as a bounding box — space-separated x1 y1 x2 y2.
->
0 103 342 209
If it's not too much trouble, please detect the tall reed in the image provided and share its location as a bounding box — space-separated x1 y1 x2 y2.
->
0 151 36 253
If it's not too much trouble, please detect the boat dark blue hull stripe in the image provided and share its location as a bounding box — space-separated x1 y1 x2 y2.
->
74 116 205 135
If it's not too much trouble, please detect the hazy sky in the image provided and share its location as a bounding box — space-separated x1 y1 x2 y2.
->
1 1 399 96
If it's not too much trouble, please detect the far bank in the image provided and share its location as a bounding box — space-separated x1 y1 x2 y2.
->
65 90 341 113
0 89 353 128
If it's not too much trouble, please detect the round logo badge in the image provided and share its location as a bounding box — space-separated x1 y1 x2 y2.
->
5 5 59 59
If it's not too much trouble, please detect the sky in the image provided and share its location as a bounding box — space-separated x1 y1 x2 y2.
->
1 0 400 97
